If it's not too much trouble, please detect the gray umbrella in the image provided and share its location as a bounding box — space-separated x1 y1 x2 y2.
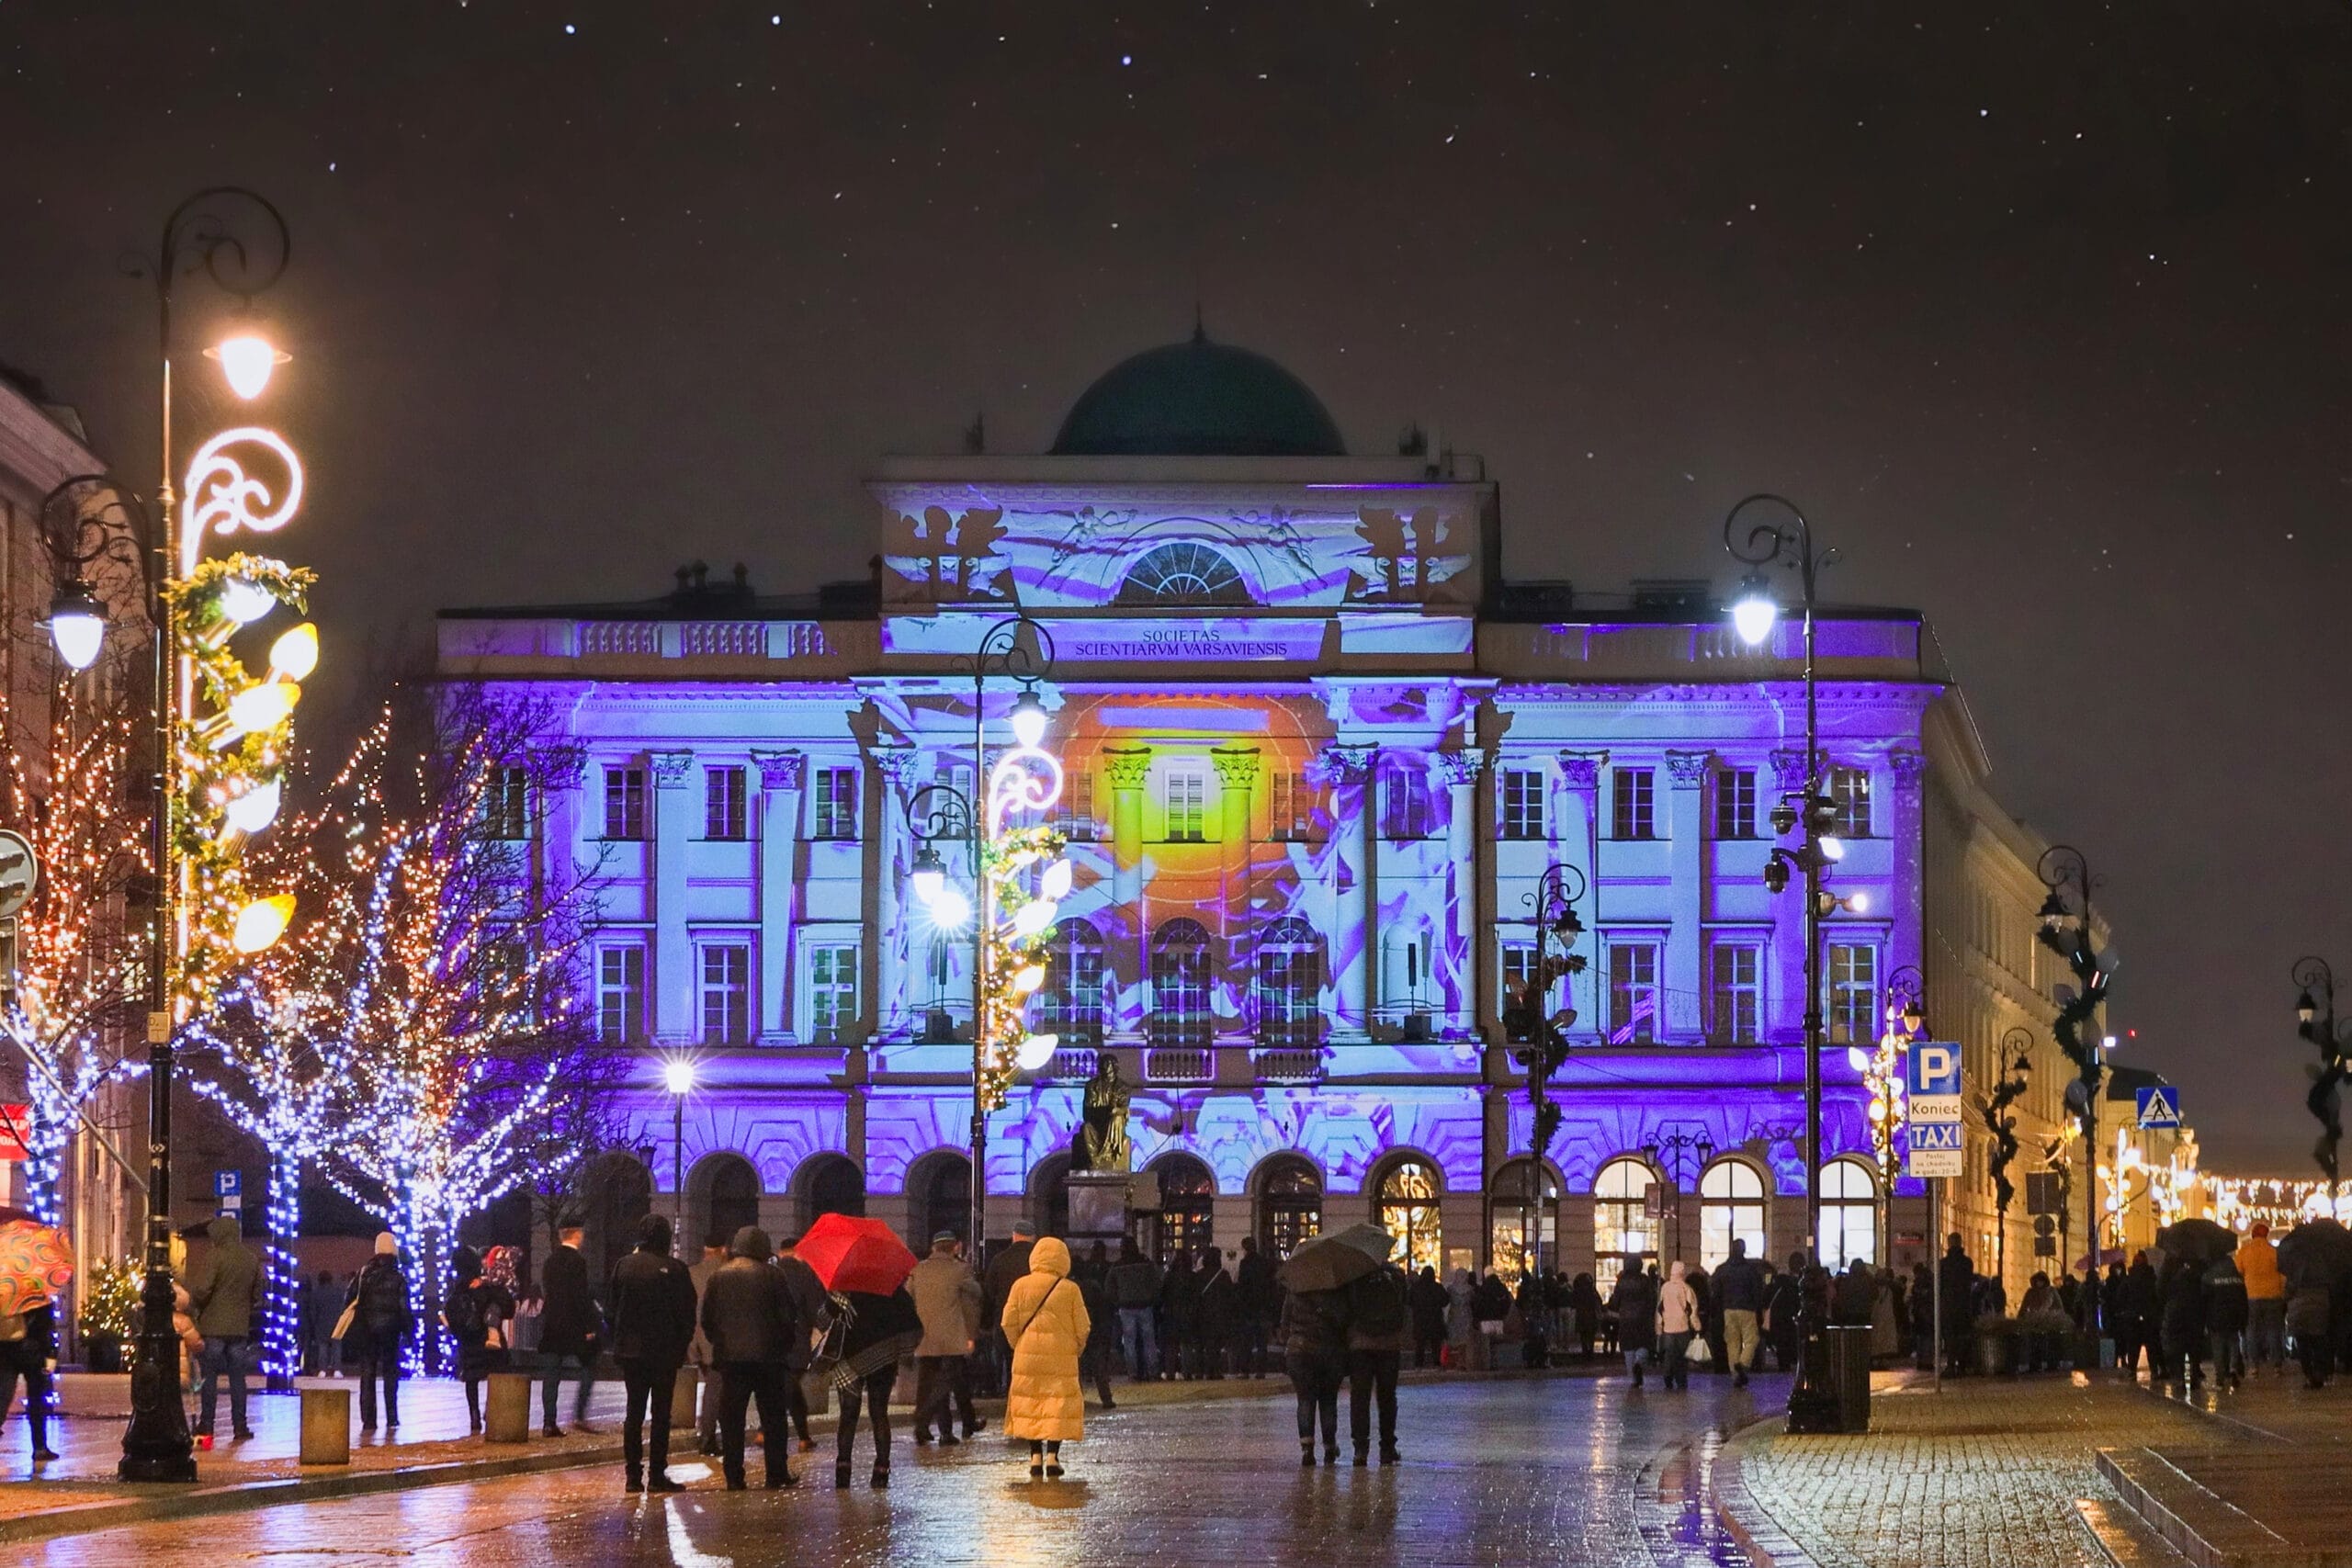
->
1276 1222 1395 1294
2154 1218 2237 1265
2278 1218 2352 1288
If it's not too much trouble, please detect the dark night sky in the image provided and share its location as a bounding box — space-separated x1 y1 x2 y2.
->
3 3 2348 1168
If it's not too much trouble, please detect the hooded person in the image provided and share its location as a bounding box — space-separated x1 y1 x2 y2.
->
608 1213 698 1494
698 1225 803 1491
346 1232 412 1431
444 1246 516 1433
1001 1235 1092 1479
1657 1260 1702 1390
183 1213 262 1440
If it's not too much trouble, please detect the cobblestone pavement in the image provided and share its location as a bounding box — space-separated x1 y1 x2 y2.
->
28 1372 1783 1567
1730 1373 2230 1568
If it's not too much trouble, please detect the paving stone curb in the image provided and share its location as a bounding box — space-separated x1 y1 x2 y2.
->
1711 1416 1826 1568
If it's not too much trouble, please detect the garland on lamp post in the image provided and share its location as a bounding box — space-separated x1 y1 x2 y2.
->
2292 957 2346 1195
1854 965 1926 1190
1976 1028 2033 1283
1504 863 1586 1161
2034 845 2110 1285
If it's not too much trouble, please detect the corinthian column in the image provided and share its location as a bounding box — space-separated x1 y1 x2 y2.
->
873 747 924 1041
1437 750 1486 1032
1102 747 1154 1035
1211 748 1261 983
752 750 805 1042
1321 743 1377 1036
649 750 695 1042
1664 750 1712 1041
1556 750 1606 1039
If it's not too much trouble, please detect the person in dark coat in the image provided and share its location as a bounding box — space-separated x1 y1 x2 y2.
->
1071 1241 1119 1409
1234 1236 1276 1377
2285 1269 2332 1389
346 1233 412 1430
1194 1249 1237 1380
1280 1284 1349 1464
1937 1236 1975 1375
308 1269 345 1377
699 1225 803 1490
0 1298 58 1461
1408 1266 1450 1368
184 1213 263 1440
2157 1257 2207 1390
1832 1258 1875 1327
981 1223 1036 1394
1159 1247 1203 1378
1344 1262 1409 1465
833 1283 922 1489
2200 1253 2249 1391
1571 1272 1603 1360
1909 1261 1938 1369
1713 1240 1766 1387
444 1247 515 1433
1764 1257 1804 1372
2100 1260 2137 1375
773 1235 831 1450
608 1214 697 1493
1609 1259 1658 1386
537 1219 602 1437
1107 1239 1164 1381
2120 1253 2159 1378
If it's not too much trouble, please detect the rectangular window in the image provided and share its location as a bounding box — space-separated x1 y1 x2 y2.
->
1713 769 1756 840
808 943 860 1043
1829 766 1872 839
1828 942 1879 1045
814 766 859 840
602 765 648 840
1709 941 1761 1043
700 943 751 1044
484 765 530 840
1606 942 1661 1043
597 947 645 1044
1053 769 1097 841
1382 763 1431 840
1268 771 1317 841
1498 769 1545 840
1499 943 1553 1033
704 765 747 840
1255 942 1320 1047
483 928 533 1028
1164 768 1206 842
1611 768 1656 840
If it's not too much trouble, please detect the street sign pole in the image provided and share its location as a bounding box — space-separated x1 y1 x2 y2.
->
1905 1043 1964 1393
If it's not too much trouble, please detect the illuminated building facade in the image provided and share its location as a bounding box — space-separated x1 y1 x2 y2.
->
440 334 2069 1284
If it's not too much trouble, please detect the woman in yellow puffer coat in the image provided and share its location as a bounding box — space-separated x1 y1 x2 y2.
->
1000 1235 1091 1477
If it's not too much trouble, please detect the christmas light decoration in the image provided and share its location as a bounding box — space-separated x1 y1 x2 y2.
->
971 741 1068 1111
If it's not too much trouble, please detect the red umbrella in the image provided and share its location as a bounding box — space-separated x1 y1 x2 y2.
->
797 1213 919 1295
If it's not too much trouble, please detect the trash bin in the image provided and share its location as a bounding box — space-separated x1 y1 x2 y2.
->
485 1371 535 1443
1825 1325 1872 1433
300 1386 350 1465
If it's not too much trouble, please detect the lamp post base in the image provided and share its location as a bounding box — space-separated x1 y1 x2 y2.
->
1782 1306 1845 1435
119 1273 197 1483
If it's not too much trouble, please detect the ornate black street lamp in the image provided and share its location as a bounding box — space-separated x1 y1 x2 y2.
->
1504 863 1587 1162
1979 1028 2034 1284
2293 956 2346 1199
2035 844 2110 1300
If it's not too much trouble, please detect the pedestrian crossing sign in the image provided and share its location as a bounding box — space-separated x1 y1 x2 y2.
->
2135 1085 2181 1129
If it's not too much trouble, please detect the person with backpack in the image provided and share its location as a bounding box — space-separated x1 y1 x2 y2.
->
1344 1261 1408 1465
345 1233 412 1431
444 1247 515 1434
2201 1251 2250 1391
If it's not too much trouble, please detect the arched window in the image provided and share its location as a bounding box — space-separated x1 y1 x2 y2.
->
1115 541 1250 606
1148 1153 1216 1262
907 1151 971 1252
1375 1157 1443 1276
1488 1158 1559 1284
1818 1157 1878 1269
1151 919 1212 1047
1031 1152 1072 1240
1255 916 1321 1047
1039 919 1107 1045
798 1154 865 1232
1256 1155 1322 1258
1699 1158 1769 1270
688 1153 763 1255
1592 1156 1658 1292
579 1152 653 1301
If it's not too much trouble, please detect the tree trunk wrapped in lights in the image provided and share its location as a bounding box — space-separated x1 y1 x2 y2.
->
0 664 152 1227
240 688 604 1372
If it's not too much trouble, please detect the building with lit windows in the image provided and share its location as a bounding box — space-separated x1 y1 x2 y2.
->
439 332 2091 1291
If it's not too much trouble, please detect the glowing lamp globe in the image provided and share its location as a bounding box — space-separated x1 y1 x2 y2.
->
226 679 300 737
219 576 277 626
663 1059 696 1096
1818 834 1845 863
232 893 297 954
44 581 107 672
207 331 290 400
1848 890 1871 914
910 844 948 907
268 622 320 680
1014 1032 1058 1070
221 777 284 836
1012 964 1046 994
1730 581 1780 648
1009 689 1050 748
930 886 973 930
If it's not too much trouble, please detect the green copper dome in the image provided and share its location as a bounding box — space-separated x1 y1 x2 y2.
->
1051 327 1345 457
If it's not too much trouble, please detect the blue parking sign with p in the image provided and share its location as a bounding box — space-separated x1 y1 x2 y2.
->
1905 1043 1962 1098
213 1170 241 1197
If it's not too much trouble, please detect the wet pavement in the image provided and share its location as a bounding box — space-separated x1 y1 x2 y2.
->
28 1372 1781 1566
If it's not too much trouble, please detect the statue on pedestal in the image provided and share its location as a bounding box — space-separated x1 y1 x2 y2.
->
1073 1055 1133 1174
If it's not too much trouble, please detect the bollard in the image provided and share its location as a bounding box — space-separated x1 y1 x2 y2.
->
300 1386 351 1466
485 1371 535 1443
669 1365 698 1429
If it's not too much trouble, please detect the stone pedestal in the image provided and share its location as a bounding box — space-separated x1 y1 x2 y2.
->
299 1387 350 1465
1066 1170 1135 1243
485 1371 535 1443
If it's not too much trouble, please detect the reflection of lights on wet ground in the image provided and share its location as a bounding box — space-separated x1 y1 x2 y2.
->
664 1482 736 1567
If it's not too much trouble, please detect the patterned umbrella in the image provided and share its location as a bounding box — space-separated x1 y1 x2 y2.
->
796 1213 919 1295
0 1219 74 1317
1276 1222 1395 1293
